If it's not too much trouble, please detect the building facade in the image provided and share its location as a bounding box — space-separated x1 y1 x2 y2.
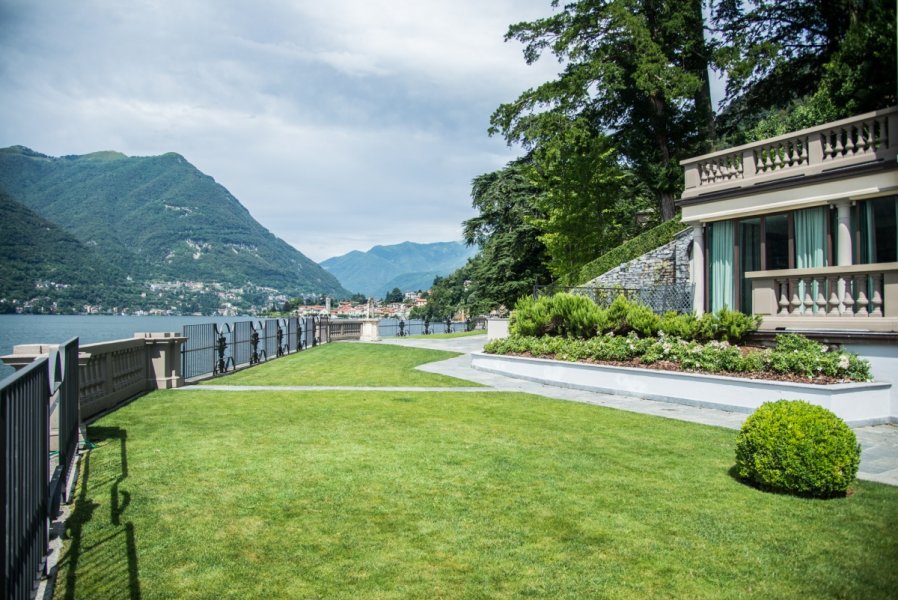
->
678 107 898 333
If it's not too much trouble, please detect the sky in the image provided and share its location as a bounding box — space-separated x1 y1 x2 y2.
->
0 0 564 262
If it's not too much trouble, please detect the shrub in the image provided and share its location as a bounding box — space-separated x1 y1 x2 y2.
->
735 400 861 497
696 307 761 343
769 333 873 382
509 295 551 337
510 293 607 339
658 311 700 339
623 303 661 337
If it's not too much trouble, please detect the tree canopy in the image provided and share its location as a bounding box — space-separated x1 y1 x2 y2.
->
436 0 894 318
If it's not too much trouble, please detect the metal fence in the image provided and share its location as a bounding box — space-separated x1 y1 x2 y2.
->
181 316 327 380
49 338 80 514
534 284 695 314
1 337 80 599
378 317 485 337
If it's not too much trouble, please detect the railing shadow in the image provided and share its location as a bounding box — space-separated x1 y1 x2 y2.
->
60 426 141 600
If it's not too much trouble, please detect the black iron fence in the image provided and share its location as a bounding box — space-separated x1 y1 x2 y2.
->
534 284 695 314
181 316 327 380
378 317 484 337
1 337 80 600
49 338 80 515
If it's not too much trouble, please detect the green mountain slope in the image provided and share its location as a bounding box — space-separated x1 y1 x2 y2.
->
0 191 141 312
321 241 477 298
0 146 349 297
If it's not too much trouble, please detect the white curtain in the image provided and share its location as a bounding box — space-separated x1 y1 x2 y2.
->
709 221 734 312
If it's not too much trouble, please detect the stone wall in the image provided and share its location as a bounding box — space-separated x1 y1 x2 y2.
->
585 228 693 289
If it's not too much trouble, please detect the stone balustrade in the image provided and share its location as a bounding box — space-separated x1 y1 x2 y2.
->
746 263 898 331
2 332 187 421
681 107 898 199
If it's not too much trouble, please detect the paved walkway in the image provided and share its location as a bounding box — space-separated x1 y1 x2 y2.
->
375 335 898 487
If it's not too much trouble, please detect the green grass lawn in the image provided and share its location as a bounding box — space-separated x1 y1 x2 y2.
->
56 346 898 599
201 342 477 387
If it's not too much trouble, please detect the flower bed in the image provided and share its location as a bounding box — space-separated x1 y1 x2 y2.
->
484 332 872 384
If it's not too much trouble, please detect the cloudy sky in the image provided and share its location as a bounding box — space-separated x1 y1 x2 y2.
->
0 0 563 262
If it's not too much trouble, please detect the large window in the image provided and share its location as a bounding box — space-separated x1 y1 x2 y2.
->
859 196 898 264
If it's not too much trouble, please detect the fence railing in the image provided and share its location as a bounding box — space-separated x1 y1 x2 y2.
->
1 337 80 600
378 318 483 337
681 106 898 199
534 284 694 314
181 316 327 380
49 338 80 514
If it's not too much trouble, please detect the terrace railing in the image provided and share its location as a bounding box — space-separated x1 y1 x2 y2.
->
681 107 898 199
746 262 898 331
181 316 324 380
1 337 79 600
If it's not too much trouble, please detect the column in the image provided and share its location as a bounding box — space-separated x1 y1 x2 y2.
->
691 223 705 316
835 201 852 266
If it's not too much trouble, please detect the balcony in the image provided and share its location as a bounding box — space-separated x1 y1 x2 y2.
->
681 107 898 201
746 262 898 332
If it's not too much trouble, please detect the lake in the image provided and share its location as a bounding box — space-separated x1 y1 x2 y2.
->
0 315 463 379
0 314 250 379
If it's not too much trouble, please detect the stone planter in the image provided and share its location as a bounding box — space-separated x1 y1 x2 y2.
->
471 351 894 426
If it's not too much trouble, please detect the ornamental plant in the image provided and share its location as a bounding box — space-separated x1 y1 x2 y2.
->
735 400 861 497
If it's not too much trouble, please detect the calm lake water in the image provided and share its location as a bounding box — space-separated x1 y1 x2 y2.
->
0 315 457 379
0 314 248 379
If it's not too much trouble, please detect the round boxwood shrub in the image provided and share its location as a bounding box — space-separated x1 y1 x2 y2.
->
735 400 860 497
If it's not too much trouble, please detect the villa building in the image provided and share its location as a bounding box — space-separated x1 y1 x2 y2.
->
679 107 898 333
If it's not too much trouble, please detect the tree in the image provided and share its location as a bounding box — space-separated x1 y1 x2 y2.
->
711 0 896 138
463 159 552 307
524 119 654 279
384 287 404 303
491 0 715 221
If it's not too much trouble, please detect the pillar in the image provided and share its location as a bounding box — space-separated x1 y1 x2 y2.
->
691 223 705 316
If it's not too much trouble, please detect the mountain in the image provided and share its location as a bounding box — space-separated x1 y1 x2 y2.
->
0 191 141 312
321 241 477 298
0 146 349 303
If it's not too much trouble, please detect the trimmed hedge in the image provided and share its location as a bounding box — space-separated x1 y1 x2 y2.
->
735 400 861 497
575 217 688 285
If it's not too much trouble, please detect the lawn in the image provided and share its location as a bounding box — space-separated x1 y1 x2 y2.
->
56 347 898 599
201 341 478 387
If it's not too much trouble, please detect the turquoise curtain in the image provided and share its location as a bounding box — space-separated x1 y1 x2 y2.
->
709 221 734 311
794 206 827 313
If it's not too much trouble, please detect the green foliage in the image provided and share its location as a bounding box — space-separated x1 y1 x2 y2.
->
462 159 552 311
696 307 762 344
658 311 700 340
735 400 861 497
492 0 714 221
575 217 688 285
711 0 895 141
485 333 872 383
768 334 872 381
509 293 606 339
511 293 762 344
384 287 404 303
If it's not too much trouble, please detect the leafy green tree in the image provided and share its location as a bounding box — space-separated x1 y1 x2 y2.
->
384 287 404 303
462 159 552 308
491 0 715 221
525 119 654 279
711 0 896 138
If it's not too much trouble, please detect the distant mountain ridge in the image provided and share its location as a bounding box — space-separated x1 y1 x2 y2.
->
0 146 349 307
321 241 477 298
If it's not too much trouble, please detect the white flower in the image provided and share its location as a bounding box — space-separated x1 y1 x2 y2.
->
838 354 851 370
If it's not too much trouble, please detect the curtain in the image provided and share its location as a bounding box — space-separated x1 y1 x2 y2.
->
794 206 827 313
709 221 734 311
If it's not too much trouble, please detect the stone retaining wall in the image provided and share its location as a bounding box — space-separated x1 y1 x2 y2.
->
585 228 693 289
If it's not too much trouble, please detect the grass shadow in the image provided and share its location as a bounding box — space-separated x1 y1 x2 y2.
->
59 426 141 600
